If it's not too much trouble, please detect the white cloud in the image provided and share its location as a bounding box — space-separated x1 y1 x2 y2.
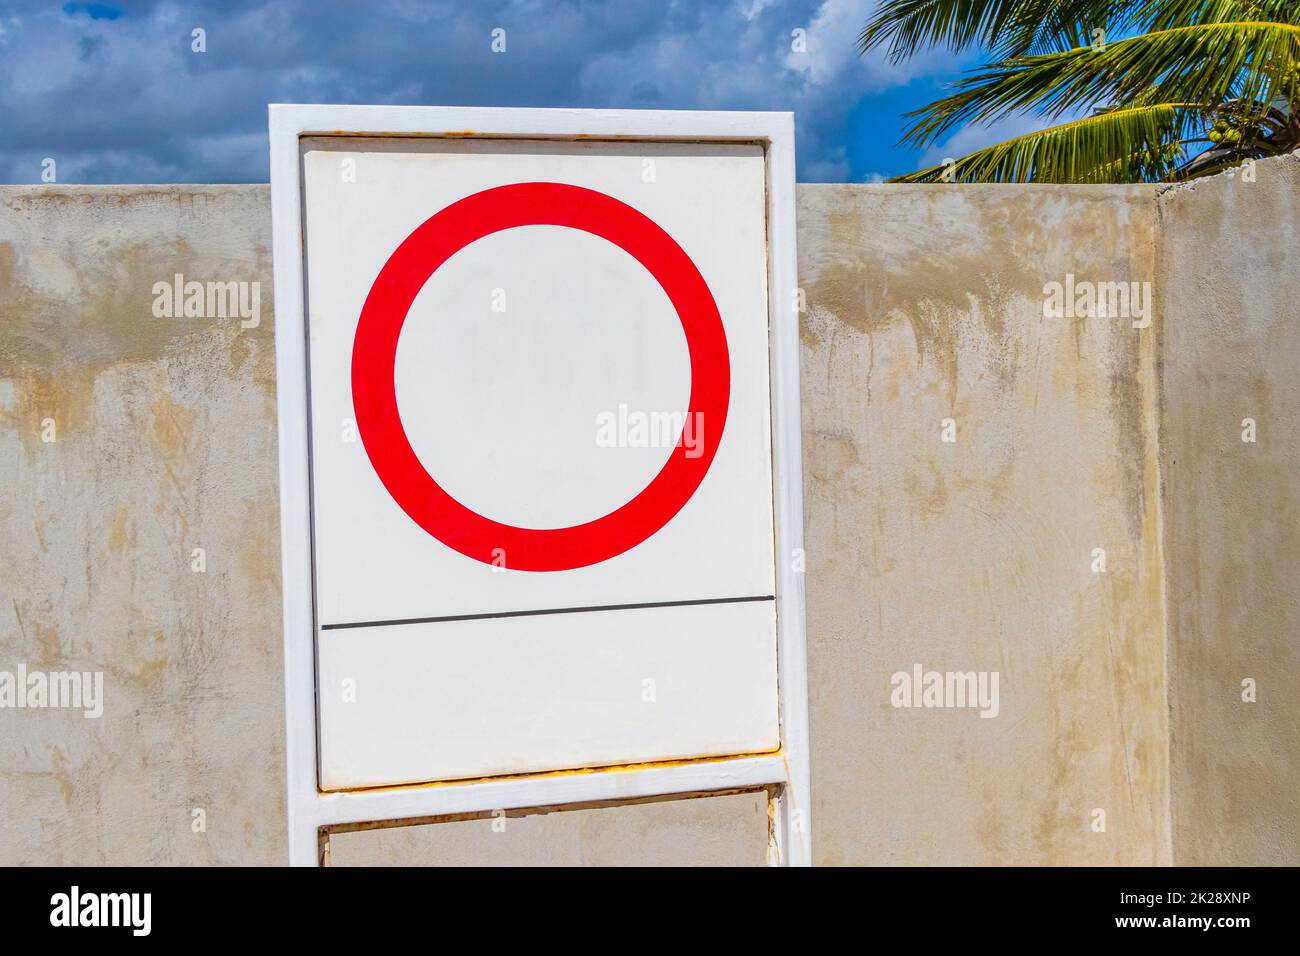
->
740 0 779 22
784 0 955 89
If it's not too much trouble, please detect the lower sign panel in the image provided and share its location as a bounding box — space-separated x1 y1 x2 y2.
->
316 601 781 790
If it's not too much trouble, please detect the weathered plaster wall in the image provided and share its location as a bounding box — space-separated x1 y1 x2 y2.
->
0 187 282 863
1 173 1291 865
798 184 1171 865
1156 156 1300 866
0 187 286 864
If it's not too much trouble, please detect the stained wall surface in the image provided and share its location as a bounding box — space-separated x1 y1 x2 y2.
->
0 187 283 864
0 168 1293 865
798 184 1170 865
1156 156 1300 866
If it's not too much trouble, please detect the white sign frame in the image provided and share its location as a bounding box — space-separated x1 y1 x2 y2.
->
269 104 811 866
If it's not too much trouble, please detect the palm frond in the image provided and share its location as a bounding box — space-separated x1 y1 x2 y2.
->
859 0 1155 59
859 0 1300 60
1140 0 1300 30
899 20 1300 147
892 102 1206 182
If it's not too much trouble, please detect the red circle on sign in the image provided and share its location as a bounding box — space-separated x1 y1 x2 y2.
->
351 182 730 572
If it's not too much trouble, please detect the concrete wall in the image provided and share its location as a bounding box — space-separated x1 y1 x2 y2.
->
0 167 1294 865
798 184 1170 864
0 188 283 864
1156 155 1300 866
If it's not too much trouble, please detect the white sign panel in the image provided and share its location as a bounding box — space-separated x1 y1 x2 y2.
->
304 137 777 789
271 106 809 865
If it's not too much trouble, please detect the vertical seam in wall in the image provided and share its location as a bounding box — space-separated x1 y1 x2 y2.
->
1150 183 1176 866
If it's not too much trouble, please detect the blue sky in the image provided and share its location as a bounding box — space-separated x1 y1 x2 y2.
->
0 0 1032 183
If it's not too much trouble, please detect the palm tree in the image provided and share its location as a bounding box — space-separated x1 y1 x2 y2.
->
860 0 1300 182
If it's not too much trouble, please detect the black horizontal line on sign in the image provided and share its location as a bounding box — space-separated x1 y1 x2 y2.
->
320 594 777 631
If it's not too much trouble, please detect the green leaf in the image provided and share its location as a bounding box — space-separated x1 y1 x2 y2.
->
892 103 1207 182
861 0 1142 59
899 20 1300 147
